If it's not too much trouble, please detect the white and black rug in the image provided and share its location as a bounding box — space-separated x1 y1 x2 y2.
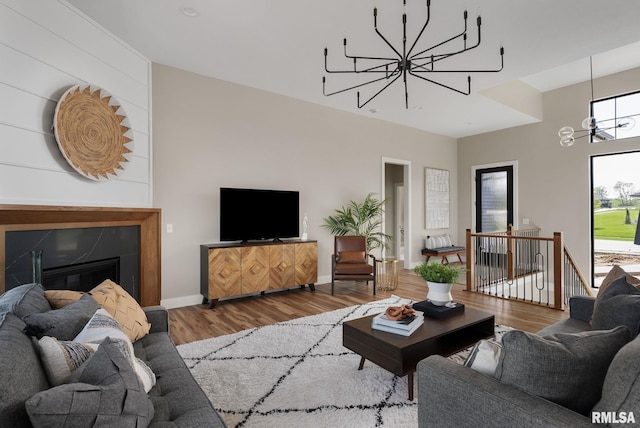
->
177 296 511 428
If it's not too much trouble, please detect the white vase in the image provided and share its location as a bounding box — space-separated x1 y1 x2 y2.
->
426 281 453 306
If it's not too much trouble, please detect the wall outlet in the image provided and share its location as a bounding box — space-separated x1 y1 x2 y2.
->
522 218 529 225
166 224 173 233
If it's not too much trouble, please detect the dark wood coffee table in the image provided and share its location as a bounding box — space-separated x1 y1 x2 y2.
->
342 308 494 400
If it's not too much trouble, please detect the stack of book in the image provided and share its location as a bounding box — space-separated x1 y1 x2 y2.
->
371 311 424 336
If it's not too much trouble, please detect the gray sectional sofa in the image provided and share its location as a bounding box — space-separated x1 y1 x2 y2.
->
417 274 640 428
0 283 226 427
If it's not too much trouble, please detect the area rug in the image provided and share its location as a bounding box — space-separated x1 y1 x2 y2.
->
177 296 511 428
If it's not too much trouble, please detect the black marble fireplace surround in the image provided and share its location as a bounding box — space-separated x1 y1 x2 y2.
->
5 226 140 300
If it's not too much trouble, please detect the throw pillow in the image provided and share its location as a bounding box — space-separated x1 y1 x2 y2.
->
89 279 150 342
495 326 631 415
44 289 84 309
592 335 640 418
0 283 50 319
592 275 640 337
339 251 366 263
74 308 156 393
25 338 154 428
23 294 100 340
425 234 452 249
464 339 502 376
597 265 640 298
36 336 99 386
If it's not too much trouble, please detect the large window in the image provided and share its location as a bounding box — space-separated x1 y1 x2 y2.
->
591 91 640 142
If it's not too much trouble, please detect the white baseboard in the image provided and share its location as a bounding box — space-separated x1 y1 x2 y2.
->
160 294 203 309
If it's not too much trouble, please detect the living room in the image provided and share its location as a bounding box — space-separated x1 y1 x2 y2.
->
3 1 640 427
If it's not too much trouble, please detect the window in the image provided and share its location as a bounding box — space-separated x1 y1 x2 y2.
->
590 91 640 142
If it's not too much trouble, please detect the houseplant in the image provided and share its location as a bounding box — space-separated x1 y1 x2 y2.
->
413 261 461 306
321 192 391 252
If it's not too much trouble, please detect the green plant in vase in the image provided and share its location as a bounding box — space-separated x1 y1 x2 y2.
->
413 261 462 306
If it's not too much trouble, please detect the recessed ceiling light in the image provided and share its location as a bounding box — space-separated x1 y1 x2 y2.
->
181 7 199 17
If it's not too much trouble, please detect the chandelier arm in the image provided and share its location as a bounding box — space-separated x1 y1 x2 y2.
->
411 16 481 64
343 39 398 62
412 47 504 73
373 7 402 59
325 49 399 74
326 61 401 74
409 12 471 60
357 73 404 109
409 71 471 95
323 70 401 97
406 0 432 58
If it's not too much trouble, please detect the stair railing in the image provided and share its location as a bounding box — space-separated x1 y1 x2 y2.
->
466 228 592 310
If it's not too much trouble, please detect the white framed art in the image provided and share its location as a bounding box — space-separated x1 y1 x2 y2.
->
425 167 449 229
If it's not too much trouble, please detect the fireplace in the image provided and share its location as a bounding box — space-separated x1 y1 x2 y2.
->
0 205 161 306
6 226 140 300
43 257 120 293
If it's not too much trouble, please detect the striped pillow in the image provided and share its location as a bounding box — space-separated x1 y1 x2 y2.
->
425 234 452 249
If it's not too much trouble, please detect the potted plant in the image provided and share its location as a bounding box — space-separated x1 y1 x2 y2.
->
321 192 391 252
413 261 461 306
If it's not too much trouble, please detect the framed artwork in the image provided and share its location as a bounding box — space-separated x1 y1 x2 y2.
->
425 167 450 229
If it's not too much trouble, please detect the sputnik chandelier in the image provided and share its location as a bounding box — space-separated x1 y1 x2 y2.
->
322 0 505 109
558 56 635 147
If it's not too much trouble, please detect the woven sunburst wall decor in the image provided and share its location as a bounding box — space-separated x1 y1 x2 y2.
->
53 84 134 181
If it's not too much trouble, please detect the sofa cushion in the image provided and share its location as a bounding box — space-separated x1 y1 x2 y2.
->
74 308 156 393
25 338 154 428
89 279 151 342
0 283 50 319
23 293 99 340
592 275 640 337
495 326 631 415
134 332 226 427
0 312 50 428
592 335 640 418
44 289 84 309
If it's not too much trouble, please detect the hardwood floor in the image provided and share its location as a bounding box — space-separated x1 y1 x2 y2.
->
168 268 570 345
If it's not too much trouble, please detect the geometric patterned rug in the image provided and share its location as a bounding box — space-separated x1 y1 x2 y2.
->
177 295 511 427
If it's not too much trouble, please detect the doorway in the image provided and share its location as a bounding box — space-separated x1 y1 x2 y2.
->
475 165 514 233
382 158 412 269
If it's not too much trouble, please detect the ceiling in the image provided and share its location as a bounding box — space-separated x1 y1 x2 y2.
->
66 0 640 139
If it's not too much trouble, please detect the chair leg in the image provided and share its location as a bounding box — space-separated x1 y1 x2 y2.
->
331 277 335 295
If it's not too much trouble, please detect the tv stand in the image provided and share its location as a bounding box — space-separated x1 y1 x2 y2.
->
200 239 317 308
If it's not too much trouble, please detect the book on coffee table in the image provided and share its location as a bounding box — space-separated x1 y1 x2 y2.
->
371 311 424 336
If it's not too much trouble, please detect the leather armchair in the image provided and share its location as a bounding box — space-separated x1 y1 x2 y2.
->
331 235 376 295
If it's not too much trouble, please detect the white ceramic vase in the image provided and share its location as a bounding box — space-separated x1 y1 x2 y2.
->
426 281 453 306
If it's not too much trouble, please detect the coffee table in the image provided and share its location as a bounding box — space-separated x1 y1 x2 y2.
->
342 308 494 400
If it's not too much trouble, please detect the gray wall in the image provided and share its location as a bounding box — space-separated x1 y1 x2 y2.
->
458 67 640 280
152 64 458 306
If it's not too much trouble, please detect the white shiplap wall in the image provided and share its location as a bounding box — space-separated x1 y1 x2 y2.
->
0 0 152 207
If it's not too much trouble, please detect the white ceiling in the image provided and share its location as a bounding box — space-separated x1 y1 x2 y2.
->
66 0 640 138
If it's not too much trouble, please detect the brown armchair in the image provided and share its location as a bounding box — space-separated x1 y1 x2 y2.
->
331 235 377 295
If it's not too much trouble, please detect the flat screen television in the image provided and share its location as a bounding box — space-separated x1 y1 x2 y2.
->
220 187 299 242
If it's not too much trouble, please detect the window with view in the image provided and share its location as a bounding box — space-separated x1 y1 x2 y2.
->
590 90 640 142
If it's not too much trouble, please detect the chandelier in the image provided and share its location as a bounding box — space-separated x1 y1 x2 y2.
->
558 56 636 147
322 0 505 109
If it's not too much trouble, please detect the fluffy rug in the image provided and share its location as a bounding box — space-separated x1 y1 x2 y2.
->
177 295 511 427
